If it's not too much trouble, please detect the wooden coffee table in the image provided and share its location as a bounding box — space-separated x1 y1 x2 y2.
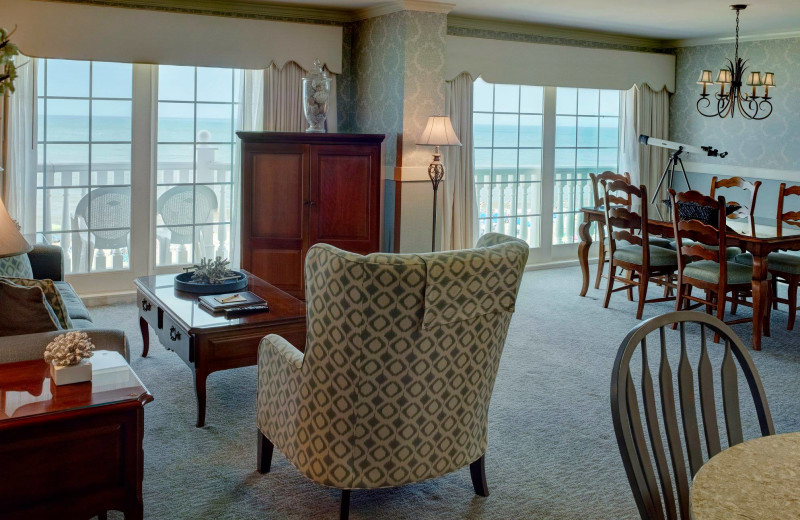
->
0 350 152 520
135 270 305 427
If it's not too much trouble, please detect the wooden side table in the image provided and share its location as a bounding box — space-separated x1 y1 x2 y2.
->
135 270 305 427
0 351 153 520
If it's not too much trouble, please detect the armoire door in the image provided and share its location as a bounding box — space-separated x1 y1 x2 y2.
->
308 144 381 255
241 143 309 298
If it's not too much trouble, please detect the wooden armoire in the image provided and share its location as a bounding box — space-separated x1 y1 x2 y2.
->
237 132 385 299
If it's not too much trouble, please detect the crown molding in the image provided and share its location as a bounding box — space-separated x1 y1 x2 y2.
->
32 0 354 24
665 29 800 48
353 1 455 21
447 15 670 51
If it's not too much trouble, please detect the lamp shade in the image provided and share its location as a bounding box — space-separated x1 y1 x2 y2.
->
715 69 732 84
697 69 714 85
417 116 462 147
746 71 762 86
762 72 776 88
0 195 31 258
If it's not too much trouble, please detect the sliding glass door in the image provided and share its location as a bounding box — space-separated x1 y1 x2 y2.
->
473 79 622 263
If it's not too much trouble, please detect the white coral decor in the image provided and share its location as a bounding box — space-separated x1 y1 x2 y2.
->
44 331 95 367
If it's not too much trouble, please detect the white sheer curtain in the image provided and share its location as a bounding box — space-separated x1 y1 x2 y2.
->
441 72 477 250
3 55 37 233
619 84 670 212
231 69 265 267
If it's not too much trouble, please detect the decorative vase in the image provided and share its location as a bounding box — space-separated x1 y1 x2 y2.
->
302 59 331 133
50 359 93 386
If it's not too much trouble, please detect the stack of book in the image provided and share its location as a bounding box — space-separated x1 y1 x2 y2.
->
197 291 269 317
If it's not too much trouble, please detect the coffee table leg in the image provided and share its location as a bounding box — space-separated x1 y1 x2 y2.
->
139 316 150 358
194 369 207 428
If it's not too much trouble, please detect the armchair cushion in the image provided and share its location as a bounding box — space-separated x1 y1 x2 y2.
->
0 279 60 337
420 234 528 330
0 253 34 278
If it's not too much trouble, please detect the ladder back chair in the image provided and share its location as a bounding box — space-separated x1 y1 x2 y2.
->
709 176 761 226
611 310 774 520
602 180 677 319
669 190 770 339
735 182 800 329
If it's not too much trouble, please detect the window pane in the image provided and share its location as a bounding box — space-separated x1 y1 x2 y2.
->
92 100 132 141
556 87 577 114
516 182 541 215
520 86 543 114
555 116 576 147
555 148 576 176
44 144 89 186
159 102 195 142
600 90 620 116
92 144 131 185
577 116 598 147
92 62 132 98
576 149 598 177
47 99 89 141
599 148 619 171
473 78 493 112
578 89 599 115
518 149 542 182
47 59 89 98
473 113 493 147
157 145 195 184
159 65 195 101
197 103 233 143
599 117 619 147
474 149 492 185
492 149 517 183
494 84 519 113
519 115 542 147
493 114 518 147
196 68 233 102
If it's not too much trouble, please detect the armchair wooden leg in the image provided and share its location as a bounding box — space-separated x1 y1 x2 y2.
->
340 490 351 520
470 455 490 497
257 430 274 474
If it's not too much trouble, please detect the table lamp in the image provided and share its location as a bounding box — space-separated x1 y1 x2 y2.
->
417 116 462 252
0 193 31 258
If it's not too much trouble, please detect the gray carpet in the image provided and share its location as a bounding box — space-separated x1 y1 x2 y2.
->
90 266 800 519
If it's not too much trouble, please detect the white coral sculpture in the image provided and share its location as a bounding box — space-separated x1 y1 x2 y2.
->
44 331 95 366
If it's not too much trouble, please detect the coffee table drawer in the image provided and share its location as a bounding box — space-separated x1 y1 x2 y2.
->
137 290 159 328
158 316 192 364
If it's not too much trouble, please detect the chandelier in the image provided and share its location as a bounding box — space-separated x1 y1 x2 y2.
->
696 4 775 120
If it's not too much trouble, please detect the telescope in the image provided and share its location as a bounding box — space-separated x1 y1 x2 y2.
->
639 135 728 158
638 135 727 218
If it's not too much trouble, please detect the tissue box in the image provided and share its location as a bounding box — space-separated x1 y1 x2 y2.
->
50 359 93 386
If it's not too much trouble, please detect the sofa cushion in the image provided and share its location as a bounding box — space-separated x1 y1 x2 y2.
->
54 281 92 322
2 277 73 329
0 279 60 337
0 253 34 278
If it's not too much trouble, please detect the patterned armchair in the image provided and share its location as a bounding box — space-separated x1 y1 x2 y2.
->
256 233 529 519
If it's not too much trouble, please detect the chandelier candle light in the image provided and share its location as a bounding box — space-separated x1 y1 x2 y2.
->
417 116 462 252
696 4 775 120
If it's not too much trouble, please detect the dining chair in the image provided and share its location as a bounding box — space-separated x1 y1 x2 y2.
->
590 171 671 291
710 175 762 226
669 189 771 338
734 182 800 329
602 180 677 319
611 310 775 520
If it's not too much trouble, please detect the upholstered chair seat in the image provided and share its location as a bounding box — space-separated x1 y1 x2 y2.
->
734 252 800 275
683 260 769 285
667 239 741 260
255 233 529 519
612 245 677 267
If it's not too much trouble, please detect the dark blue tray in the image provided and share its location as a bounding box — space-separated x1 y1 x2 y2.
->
174 271 248 294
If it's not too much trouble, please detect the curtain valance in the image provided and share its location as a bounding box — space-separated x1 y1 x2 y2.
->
6 0 342 73
445 35 675 93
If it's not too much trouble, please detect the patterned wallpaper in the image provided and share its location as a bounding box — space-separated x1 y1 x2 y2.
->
670 37 800 170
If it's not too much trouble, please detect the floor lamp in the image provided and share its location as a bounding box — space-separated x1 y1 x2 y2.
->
417 116 462 252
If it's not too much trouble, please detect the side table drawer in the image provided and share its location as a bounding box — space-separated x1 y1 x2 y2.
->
137 290 159 328
158 315 193 365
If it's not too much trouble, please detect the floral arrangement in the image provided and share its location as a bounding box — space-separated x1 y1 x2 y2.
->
190 256 238 284
0 26 20 96
44 331 95 367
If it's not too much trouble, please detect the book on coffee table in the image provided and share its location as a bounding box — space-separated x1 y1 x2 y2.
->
198 291 266 311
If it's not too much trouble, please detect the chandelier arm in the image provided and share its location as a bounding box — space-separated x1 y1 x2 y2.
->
696 96 721 118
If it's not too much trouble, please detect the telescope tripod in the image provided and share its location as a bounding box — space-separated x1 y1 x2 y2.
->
651 147 691 220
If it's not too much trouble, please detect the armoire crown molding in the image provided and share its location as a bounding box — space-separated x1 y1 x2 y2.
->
353 1 455 20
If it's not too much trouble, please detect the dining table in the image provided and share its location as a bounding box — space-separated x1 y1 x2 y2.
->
689 431 800 519
578 206 800 350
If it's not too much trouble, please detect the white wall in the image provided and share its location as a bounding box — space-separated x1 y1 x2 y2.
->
6 0 342 72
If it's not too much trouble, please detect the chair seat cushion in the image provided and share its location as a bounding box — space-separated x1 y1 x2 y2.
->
613 245 677 267
734 252 800 275
683 260 767 285
648 236 672 248
668 240 741 260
